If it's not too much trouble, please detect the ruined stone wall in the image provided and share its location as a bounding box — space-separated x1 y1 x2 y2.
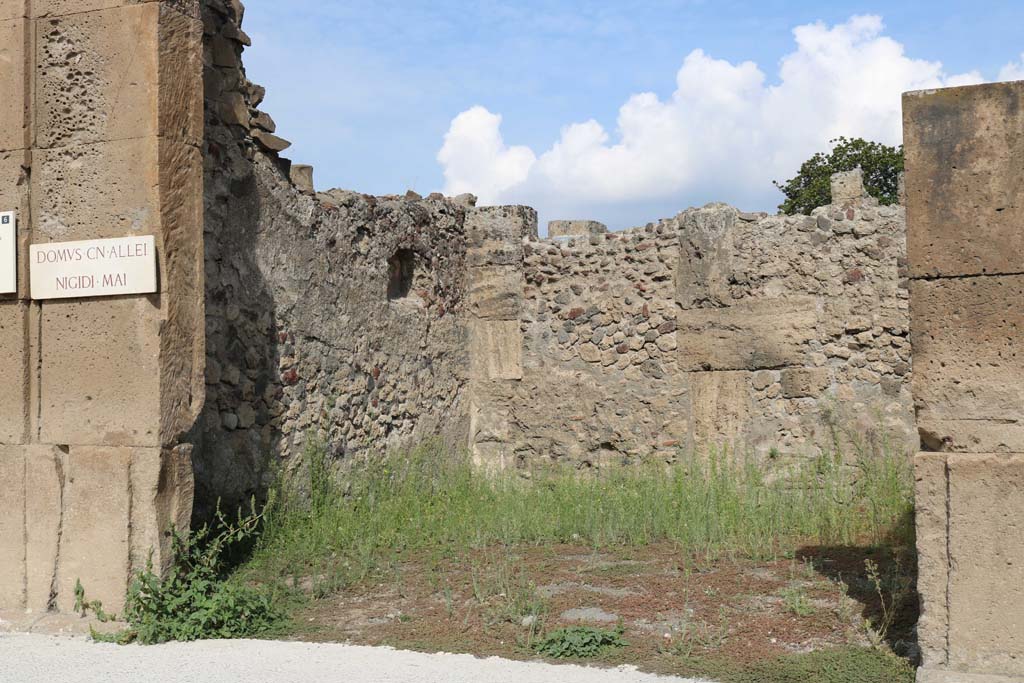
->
0 0 203 614
483 179 916 469
677 184 915 459
905 80 1024 683
197 2 918 505
195 0 514 516
512 221 689 465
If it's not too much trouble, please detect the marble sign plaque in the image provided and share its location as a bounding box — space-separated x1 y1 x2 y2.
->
30 235 158 300
0 212 15 295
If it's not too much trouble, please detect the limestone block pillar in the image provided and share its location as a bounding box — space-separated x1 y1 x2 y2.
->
465 205 535 472
0 0 203 615
904 80 1024 682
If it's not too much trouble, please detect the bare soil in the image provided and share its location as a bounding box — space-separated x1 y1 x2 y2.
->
286 543 917 679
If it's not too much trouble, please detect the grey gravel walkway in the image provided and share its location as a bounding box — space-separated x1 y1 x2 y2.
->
0 633 711 683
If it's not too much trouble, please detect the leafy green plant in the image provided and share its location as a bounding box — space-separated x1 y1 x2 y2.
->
780 586 816 617
87 508 284 645
533 625 628 658
774 137 904 214
74 579 114 623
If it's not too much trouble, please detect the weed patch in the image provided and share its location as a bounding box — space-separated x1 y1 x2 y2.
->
85 510 285 644
533 625 628 658
247 440 914 595
678 646 915 683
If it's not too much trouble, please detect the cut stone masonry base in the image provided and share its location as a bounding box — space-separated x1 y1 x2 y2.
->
914 452 1024 681
0 445 193 615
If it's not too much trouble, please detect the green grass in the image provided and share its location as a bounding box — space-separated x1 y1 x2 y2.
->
679 646 916 683
243 439 913 596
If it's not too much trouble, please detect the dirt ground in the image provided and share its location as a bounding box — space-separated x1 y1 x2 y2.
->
288 543 918 679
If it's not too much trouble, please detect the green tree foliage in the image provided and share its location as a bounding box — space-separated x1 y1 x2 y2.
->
774 137 904 215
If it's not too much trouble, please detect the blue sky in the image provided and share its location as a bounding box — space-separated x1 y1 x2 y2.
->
241 1 1023 229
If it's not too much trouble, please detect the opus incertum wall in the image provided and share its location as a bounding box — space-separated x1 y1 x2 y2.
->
0 0 203 614
904 81 1024 682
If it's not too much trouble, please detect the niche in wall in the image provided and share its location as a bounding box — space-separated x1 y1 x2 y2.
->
387 248 431 305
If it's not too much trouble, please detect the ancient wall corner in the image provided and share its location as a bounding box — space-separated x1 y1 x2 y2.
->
0 0 205 615
905 80 1024 683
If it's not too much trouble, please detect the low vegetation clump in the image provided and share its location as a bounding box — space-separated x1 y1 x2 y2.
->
83 510 284 644
533 625 628 659
681 646 916 683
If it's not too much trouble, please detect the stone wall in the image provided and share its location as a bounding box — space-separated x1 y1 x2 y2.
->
481 178 916 469
905 80 1024 683
676 182 915 458
0 0 203 614
195 0 916 489
512 220 689 465
195 0 540 516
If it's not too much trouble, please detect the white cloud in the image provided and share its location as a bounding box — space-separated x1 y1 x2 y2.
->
1000 54 1024 82
437 15 989 226
437 107 535 200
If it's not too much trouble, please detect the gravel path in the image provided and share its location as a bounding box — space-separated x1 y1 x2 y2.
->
0 633 709 683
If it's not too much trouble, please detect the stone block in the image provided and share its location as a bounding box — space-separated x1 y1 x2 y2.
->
0 446 26 609
690 371 751 446
677 297 818 371
31 1 199 18
129 446 194 577
56 445 131 614
156 4 203 144
467 205 538 243
156 138 205 445
0 301 29 444
0 1 25 21
947 454 1024 677
469 402 509 444
24 445 63 610
470 440 513 474
780 368 831 398
39 296 162 447
466 205 536 267
548 220 607 238
903 82 1024 278
676 204 737 309
35 3 201 150
0 18 28 152
911 276 1024 452
914 452 950 668
468 265 522 320
830 168 866 205
32 137 161 243
469 319 522 381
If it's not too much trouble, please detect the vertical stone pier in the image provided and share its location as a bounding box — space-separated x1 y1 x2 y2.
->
466 206 536 472
904 81 1024 682
0 0 204 614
